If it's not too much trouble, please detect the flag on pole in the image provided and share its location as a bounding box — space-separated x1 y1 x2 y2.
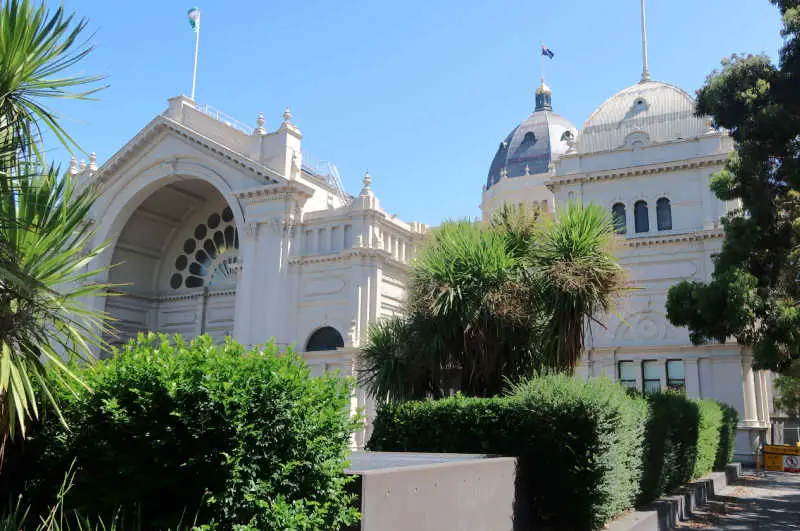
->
188 7 201 33
541 45 554 59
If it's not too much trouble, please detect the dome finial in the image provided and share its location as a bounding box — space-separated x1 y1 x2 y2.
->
535 78 552 112
640 0 651 82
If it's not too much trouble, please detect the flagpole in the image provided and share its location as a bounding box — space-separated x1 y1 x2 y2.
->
191 15 200 100
540 42 545 83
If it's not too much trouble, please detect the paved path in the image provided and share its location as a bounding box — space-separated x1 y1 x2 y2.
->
678 471 800 530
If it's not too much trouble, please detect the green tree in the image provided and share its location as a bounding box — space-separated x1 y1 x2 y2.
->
665 1 800 372
775 375 800 418
0 0 108 452
360 202 626 401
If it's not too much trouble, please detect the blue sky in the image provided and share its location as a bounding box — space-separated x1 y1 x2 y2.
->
52 0 782 225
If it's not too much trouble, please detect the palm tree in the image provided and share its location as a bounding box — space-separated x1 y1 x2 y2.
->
0 0 108 453
361 219 543 400
360 202 627 401
527 201 626 372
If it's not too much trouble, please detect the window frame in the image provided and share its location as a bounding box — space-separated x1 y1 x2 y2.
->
618 360 637 390
641 360 661 394
666 359 686 392
611 202 627 235
656 197 672 231
634 200 650 233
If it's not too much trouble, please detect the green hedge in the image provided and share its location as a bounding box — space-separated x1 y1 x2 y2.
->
0 334 360 530
715 402 739 470
638 393 739 504
368 375 649 530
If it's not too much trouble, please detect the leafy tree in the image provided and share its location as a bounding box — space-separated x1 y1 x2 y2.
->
360 202 626 401
0 0 108 453
774 375 800 418
665 1 800 372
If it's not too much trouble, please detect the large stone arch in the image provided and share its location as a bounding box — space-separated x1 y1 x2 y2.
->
90 158 248 350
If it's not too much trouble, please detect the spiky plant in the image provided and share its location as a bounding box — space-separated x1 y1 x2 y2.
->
526 201 627 372
0 0 108 455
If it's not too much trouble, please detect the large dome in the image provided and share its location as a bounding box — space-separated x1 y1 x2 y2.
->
486 82 577 190
576 80 711 154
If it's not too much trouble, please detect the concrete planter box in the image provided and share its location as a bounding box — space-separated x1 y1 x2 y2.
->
345 452 518 531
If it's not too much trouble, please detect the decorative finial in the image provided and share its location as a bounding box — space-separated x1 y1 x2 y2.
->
254 112 266 135
640 0 651 82
524 164 530 176
283 107 292 123
88 152 97 170
362 170 372 190
79 160 86 171
69 156 78 175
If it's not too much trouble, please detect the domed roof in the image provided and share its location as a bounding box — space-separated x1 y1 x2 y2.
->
576 80 710 154
486 82 578 190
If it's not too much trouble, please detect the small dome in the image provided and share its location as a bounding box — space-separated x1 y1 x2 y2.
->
486 85 577 190
577 80 708 154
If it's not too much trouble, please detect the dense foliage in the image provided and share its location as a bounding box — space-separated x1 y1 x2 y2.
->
0 335 360 530
665 0 800 372
638 393 737 504
369 376 739 528
368 375 648 530
774 375 800 417
360 202 626 401
0 0 109 453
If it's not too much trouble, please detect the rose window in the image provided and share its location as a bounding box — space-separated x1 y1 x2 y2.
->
170 206 239 290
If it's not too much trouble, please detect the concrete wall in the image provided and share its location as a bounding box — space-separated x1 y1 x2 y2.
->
347 453 518 531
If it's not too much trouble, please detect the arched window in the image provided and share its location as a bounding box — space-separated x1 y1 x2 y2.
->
656 197 672 231
305 326 344 352
634 200 649 233
611 203 627 235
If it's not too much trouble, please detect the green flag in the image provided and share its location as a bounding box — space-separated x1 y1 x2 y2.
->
188 7 200 33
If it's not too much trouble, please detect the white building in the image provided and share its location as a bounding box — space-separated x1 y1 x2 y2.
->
480 64 772 460
80 95 426 446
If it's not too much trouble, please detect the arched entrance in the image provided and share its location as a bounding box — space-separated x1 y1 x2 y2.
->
105 178 240 348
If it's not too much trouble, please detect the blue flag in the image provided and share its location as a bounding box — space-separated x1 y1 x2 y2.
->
541 45 554 59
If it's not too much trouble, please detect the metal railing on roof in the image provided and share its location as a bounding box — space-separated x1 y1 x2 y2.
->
195 103 254 136
302 152 349 205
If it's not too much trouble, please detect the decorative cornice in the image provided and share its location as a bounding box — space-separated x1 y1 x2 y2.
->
93 116 285 186
108 288 237 303
288 247 408 267
620 228 724 248
233 180 314 204
546 154 730 188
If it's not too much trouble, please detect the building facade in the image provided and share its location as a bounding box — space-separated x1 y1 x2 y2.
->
80 95 426 446
480 79 773 460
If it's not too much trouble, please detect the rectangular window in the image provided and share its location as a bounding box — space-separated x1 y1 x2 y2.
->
666 360 686 391
618 361 637 390
642 360 661 394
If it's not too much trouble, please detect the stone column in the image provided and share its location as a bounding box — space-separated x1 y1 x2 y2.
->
742 354 759 424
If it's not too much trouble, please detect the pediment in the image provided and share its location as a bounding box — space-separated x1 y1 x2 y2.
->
93 115 285 192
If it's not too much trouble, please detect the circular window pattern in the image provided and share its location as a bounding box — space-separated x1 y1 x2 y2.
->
171 206 240 290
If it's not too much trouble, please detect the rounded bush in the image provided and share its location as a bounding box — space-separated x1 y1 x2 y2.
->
3 334 360 530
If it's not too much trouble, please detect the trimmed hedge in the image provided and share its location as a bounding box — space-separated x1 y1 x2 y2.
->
0 334 360 530
368 375 649 530
638 393 739 504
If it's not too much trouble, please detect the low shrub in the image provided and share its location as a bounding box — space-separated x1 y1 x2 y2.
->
638 392 739 504
638 392 701 504
368 374 649 530
1 334 360 530
694 398 725 478
715 402 739 469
